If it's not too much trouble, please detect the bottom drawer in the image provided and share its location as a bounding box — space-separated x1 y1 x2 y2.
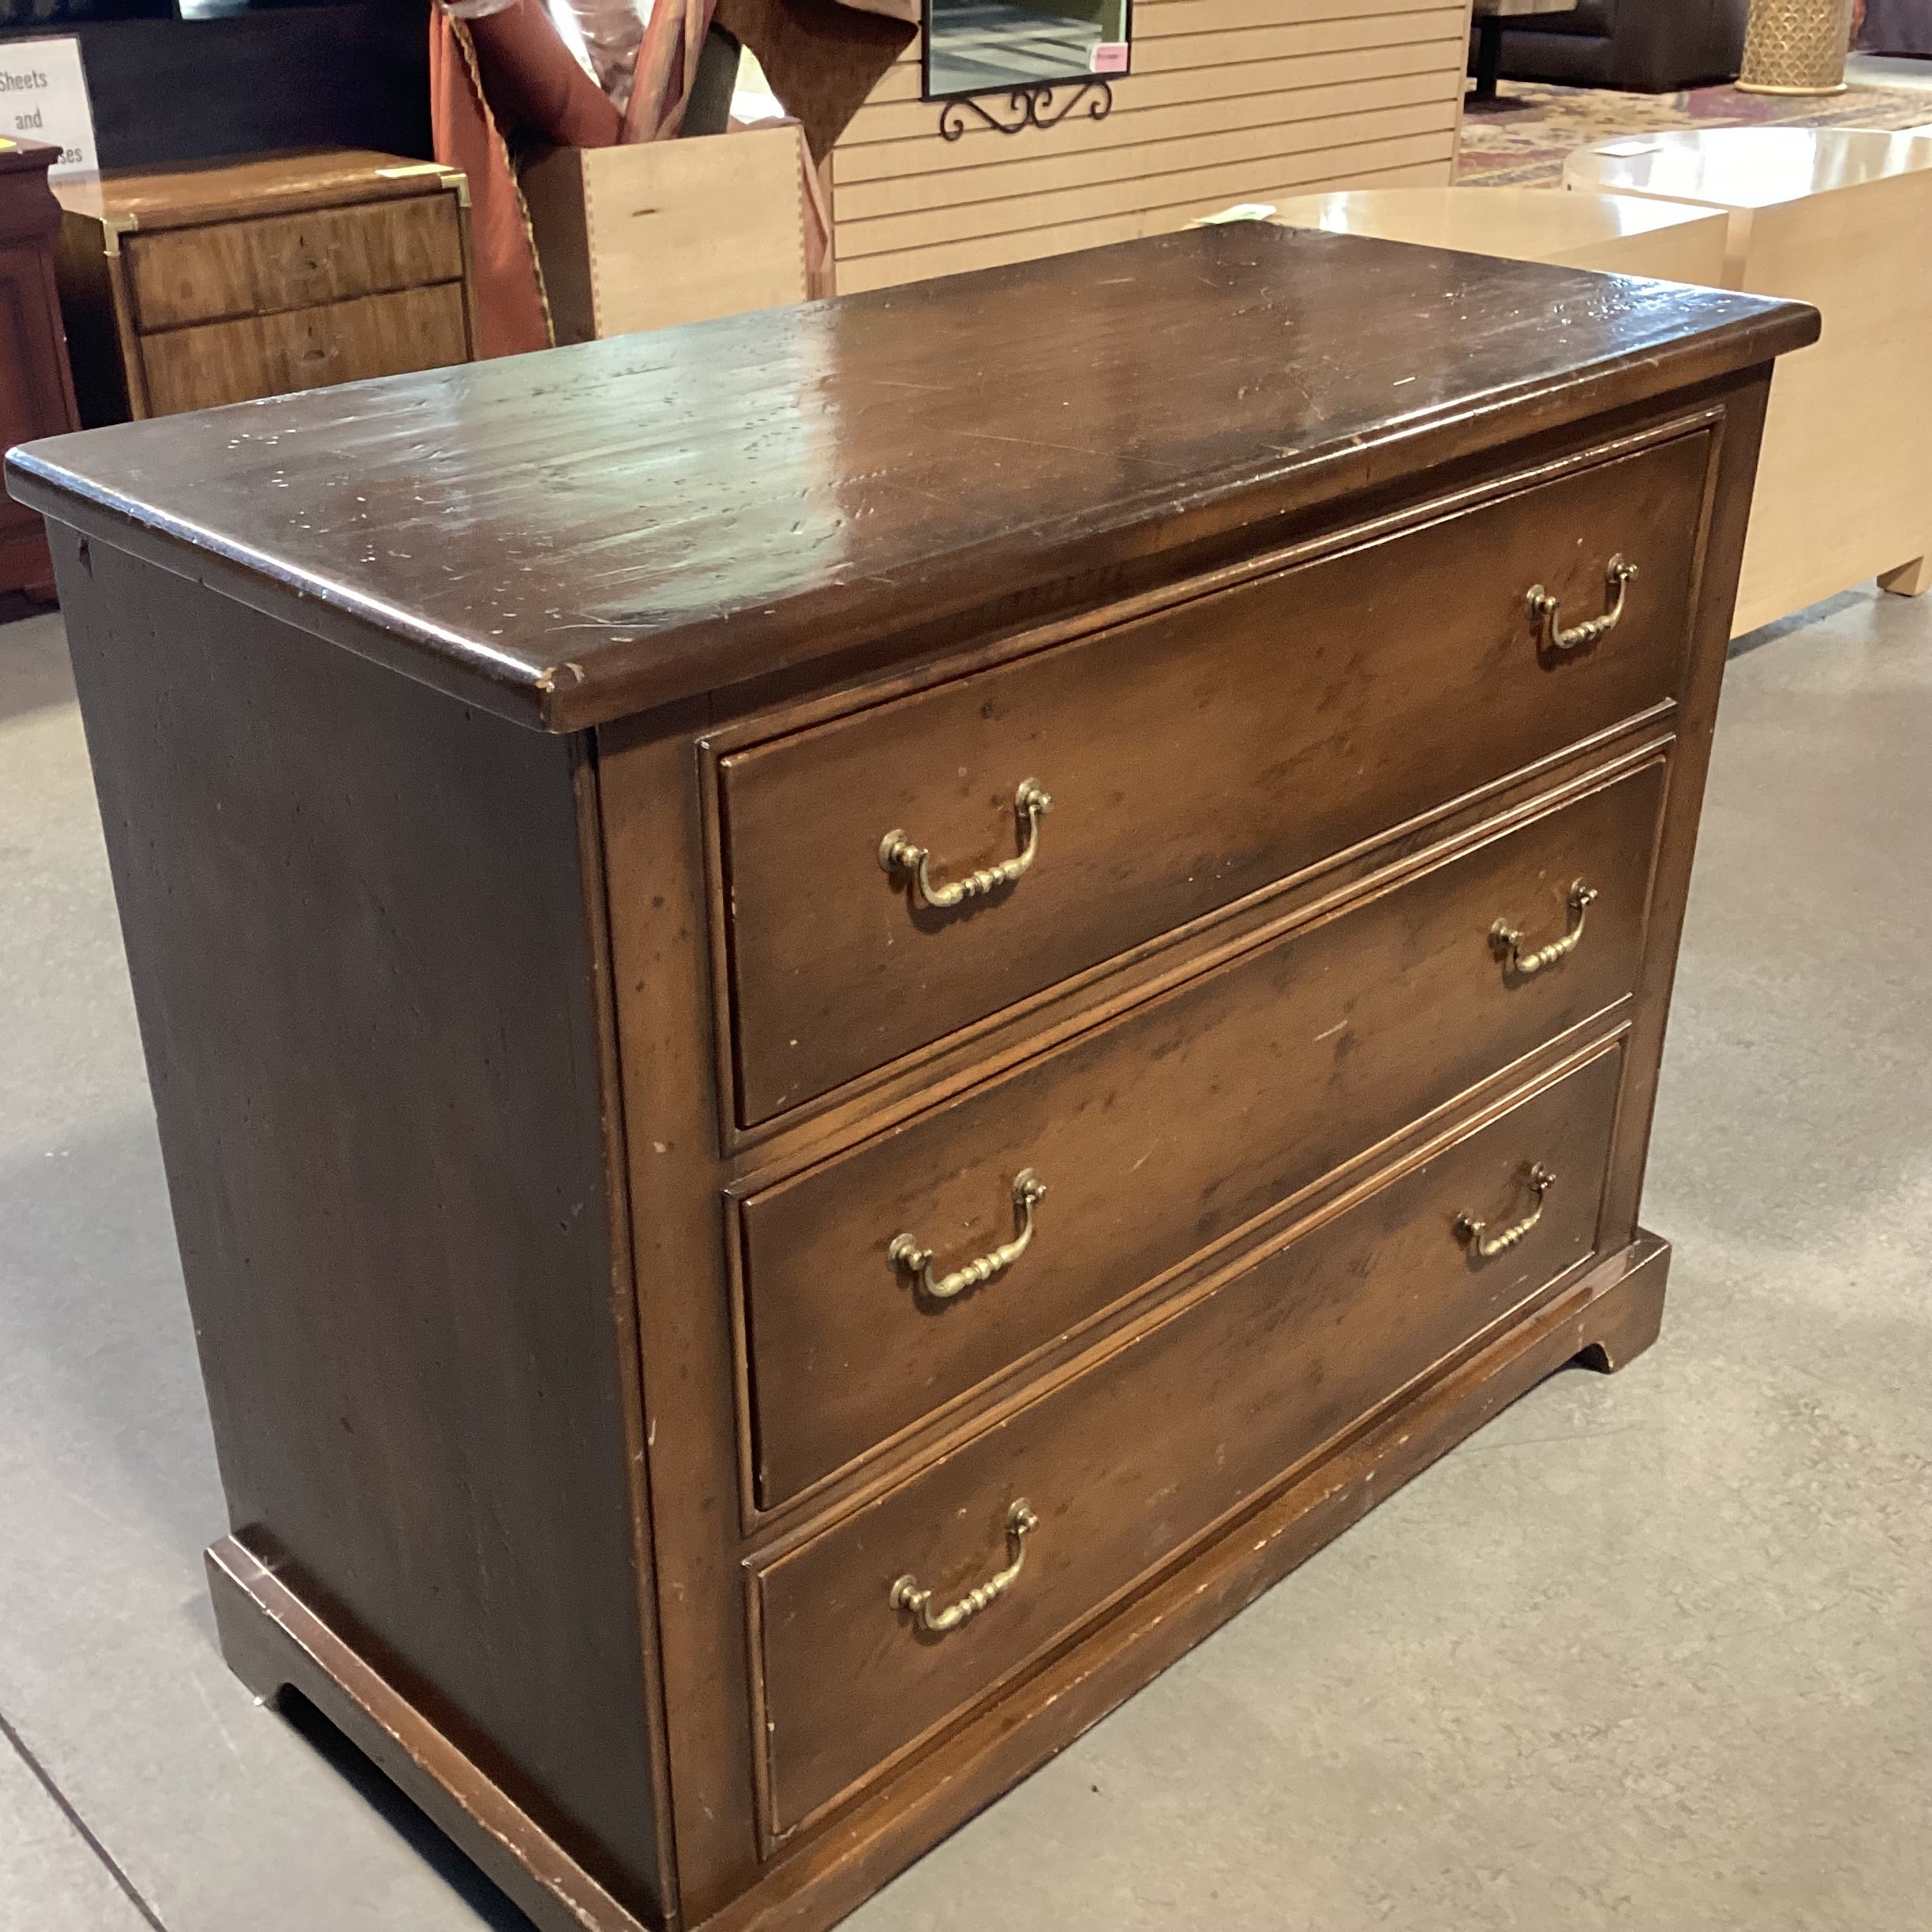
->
753 1043 1625 1837
137 283 470 416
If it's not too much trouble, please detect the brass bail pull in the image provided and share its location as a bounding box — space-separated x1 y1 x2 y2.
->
880 779 1053 911
1527 555 1638 653
1492 880 1597 979
890 1500 1039 1635
890 1170 1046 1304
1456 1163 1556 1260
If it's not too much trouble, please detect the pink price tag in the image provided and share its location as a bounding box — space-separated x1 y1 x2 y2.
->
1089 42 1129 73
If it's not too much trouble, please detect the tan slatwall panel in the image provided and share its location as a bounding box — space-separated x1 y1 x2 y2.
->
830 0 1473 287
835 149 1454 292
833 59 1461 185
839 107 1456 250
841 6 1470 138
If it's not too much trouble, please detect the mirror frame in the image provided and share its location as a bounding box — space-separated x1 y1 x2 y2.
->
920 0 1134 106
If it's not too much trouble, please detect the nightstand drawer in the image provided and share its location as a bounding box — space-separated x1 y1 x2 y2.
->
137 283 471 417
739 757 1664 1507
717 428 1710 1125
753 1043 1625 1839
124 193 465 331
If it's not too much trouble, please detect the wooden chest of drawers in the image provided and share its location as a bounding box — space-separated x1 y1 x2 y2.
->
8 229 1815 1932
52 148 477 425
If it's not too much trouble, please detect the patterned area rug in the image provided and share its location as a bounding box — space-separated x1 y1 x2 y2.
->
1458 80 1932 185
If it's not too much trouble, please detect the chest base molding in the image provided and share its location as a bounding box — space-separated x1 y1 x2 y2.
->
207 1229 1668 1932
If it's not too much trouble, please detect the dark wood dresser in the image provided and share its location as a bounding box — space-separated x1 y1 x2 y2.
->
53 148 477 426
0 137 80 601
7 230 1815 1932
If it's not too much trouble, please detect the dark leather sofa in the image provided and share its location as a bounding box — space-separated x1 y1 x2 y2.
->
1478 0 1751 92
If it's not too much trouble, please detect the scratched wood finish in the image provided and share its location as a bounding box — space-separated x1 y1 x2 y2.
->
9 229 1814 728
720 429 1707 1122
9 234 1817 1932
755 1045 1624 1837
125 193 467 331
738 758 1666 1507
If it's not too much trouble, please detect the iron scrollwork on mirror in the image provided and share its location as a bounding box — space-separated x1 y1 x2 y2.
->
924 0 1132 138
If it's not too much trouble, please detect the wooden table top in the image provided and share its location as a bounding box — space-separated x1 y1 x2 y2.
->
6 226 1815 732
1566 126 1932 209
1270 187 1728 264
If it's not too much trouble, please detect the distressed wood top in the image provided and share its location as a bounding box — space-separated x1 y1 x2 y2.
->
7 225 1816 732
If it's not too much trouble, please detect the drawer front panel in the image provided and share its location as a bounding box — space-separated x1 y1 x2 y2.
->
138 283 470 417
754 1044 1624 1837
719 429 1709 1125
742 758 1664 1507
125 195 465 331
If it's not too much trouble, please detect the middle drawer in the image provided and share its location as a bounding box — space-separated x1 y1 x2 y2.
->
737 756 1665 1509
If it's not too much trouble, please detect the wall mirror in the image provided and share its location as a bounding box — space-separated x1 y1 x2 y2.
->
923 0 1131 107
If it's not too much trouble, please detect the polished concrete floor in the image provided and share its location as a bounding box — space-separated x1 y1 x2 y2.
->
2 582 1928 1932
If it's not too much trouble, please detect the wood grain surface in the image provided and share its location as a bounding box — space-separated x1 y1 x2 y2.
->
51 148 462 230
738 758 1666 1506
125 193 466 330
57 534 672 1922
717 429 1707 1121
754 1044 1624 1838
137 282 470 415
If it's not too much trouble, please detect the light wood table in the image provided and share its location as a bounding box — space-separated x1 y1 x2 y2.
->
1270 187 1730 285
1470 0 1580 103
1565 126 1932 631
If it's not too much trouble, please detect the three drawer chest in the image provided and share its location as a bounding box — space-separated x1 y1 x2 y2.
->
8 228 1816 1932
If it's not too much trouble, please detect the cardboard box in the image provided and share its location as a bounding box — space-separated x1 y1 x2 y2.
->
521 125 808 343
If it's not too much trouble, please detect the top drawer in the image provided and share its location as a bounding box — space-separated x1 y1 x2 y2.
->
124 195 466 332
717 429 1710 1125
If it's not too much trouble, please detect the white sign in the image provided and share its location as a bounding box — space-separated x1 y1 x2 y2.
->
0 36 99 182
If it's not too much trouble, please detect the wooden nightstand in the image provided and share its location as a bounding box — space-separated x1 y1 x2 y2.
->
54 148 478 426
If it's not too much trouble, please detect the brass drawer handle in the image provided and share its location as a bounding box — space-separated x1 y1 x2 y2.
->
1456 1163 1556 1260
1492 880 1597 978
890 1169 1046 1303
1527 555 1638 653
891 1500 1039 1634
880 778 1052 909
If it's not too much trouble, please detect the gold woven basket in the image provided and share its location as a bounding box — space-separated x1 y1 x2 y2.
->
1737 0 1852 95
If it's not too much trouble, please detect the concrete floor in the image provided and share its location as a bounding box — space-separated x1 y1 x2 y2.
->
2 582 1928 1932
